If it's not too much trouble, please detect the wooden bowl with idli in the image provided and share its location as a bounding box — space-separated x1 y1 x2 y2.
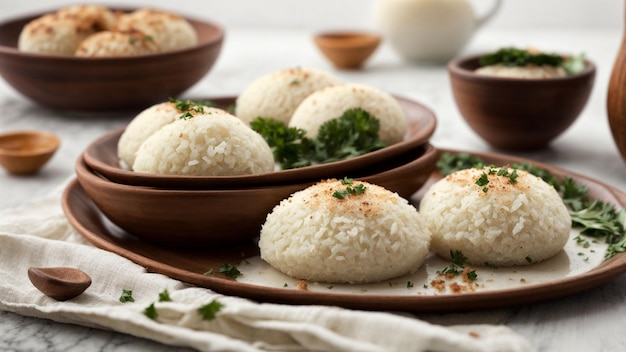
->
75 144 437 246
83 95 437 189
448 50 595 150
0 6 224 111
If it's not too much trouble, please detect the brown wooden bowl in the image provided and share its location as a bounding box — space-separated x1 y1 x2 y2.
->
448 54 595 150
0 9 224 111
75 144 437 246
83 95 437 189
0 130 60 175
314 31 381 70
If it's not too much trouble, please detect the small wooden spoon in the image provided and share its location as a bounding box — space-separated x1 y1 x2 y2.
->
28 267 92 301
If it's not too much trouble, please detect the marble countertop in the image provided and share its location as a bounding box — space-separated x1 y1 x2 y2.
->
2 24 626 351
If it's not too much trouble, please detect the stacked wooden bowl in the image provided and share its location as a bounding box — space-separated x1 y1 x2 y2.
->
75 96 438 247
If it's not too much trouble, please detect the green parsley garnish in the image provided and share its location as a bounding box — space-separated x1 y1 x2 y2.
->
251 108 387 169
218 263 241 279
479 47 586 75
204 269 214 275
119 289 135 303
158 289 172 302
144 303 158 320
197 300 224 320
437 250 477 281
525 256 533 264
407 281 414 288
332 178 367 199
436 152 484 176
437 152 626 259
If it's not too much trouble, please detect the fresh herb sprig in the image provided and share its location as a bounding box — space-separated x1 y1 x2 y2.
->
251 108 387 170
437 152 626 259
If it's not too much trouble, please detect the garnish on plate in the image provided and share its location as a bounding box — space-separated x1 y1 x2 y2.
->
479 47 586 76
119 289 135 303
251 107 387 170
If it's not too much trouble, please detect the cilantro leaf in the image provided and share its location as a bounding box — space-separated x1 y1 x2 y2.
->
198 300 224 320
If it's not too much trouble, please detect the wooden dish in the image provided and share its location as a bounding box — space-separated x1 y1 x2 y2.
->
313 31 381 69
0 9 224 111
76 144 437 246
63 149 626 312
27 266 92 301
0 130 60 175
83 96 437 189
448 54 595 150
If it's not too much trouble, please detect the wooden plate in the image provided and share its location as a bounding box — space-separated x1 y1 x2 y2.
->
62 149 626 312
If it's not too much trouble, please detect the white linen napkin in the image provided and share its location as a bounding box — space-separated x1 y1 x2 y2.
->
0 180 533 352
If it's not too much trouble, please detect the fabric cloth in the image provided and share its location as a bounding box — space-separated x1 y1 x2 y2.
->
0 180 534 352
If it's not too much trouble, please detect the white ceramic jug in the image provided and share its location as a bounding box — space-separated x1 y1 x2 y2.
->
374 0 501 63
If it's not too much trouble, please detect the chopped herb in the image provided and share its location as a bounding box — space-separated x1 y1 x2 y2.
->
479 47 586 75
283 283 288 287
179 112 194 120
143 35 153 42
423 284 429 289
437 152 485 176
129 37 136 45
450 250 468 266
327 285 334 289
332 179 367 200
332 190 347 199
290 78 301 85
406 281 414 288
341 177 354 185
158 289 172 302
198 300 224 320
437 250 477 280
218 263 241 279
526 256 533 264
251 108 387 169
466 270 478 281
204 269 214 275
144 303 158 320
480 47 563 68
119 289 135 303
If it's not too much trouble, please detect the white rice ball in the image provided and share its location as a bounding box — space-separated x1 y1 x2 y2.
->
75 30 160 57
132 111 275 176
18 14 97 55
259 179 431 283
118 101 224 168
289 83 407 145
419 167 571 267
18 5 118 55
235 67 343 125
114 9 198 52
56 5 118 31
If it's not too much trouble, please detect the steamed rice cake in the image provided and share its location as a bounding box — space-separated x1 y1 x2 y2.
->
132 111 275 176
18 5 118 55
259 179 431 283
114 8 198 52
419 166 571 267
118 101 223 168
75 30 160 57
235 67 343 125
289 83 407 145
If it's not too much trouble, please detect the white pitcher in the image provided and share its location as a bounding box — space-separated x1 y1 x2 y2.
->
374 0 502 63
